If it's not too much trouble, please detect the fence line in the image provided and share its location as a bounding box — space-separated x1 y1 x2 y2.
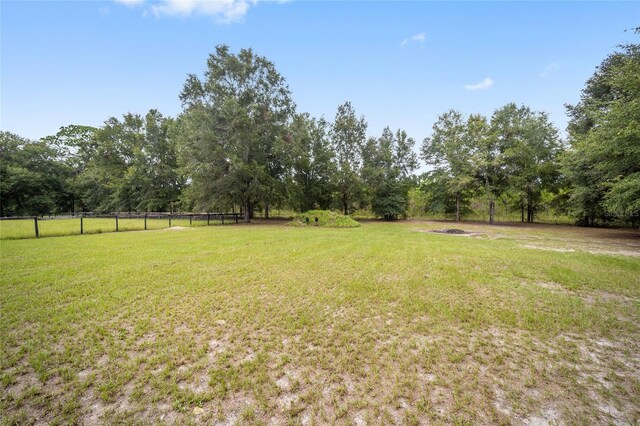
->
0 213 242 239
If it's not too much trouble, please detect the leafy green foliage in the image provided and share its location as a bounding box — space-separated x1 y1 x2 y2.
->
41 125 98 212
491 103 563 223
0 132 70 215
288 114 336 212
363 127 418 220
472 113 505 223
69 110 180 212
176 45 294 222
330 102 367 215
421 110 480 221
370 180 409 220
418 171 473 218
564 42 640 225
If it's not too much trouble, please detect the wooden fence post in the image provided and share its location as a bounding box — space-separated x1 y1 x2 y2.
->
34 216 39 238
116 215 119 232
144 214 147 230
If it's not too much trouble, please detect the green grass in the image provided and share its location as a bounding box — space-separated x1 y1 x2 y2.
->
1 221 639 424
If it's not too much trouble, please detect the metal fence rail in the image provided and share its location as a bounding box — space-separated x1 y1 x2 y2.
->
0 212 242 239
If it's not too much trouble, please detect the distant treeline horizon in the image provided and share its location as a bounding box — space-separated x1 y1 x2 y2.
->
1 41 638 227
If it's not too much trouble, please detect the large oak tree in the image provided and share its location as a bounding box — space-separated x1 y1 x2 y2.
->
176 45 295 222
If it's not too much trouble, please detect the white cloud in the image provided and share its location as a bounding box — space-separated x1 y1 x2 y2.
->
114 0 258 22
540 62 560 78
401 32 426 47
153 0 251 22
464 77 494 91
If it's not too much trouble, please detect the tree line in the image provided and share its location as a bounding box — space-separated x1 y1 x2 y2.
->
421 104 562 224
1 42 638 226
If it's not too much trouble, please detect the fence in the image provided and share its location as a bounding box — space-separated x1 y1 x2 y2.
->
0 213 243 240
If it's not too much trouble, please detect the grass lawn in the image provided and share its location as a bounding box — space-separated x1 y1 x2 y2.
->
1 221 639 425
0 217 216 240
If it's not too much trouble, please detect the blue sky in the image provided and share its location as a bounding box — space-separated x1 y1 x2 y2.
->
1 1 638 144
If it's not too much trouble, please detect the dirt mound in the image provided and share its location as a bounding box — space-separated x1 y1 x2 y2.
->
289 210 361 228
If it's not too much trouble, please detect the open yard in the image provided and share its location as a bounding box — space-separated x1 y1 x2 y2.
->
1 221 639 425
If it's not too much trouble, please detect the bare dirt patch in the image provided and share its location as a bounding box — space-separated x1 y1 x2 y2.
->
530 281 568 292
521 244 640 257
522 407 564 426
5 370 40 398
584 249 640 257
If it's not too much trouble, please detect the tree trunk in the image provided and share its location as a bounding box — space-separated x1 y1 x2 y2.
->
521 203 525 223
455 193 460 222
243 200 251 223
265 203 269 220
485 179 493 225
489 200 495 224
